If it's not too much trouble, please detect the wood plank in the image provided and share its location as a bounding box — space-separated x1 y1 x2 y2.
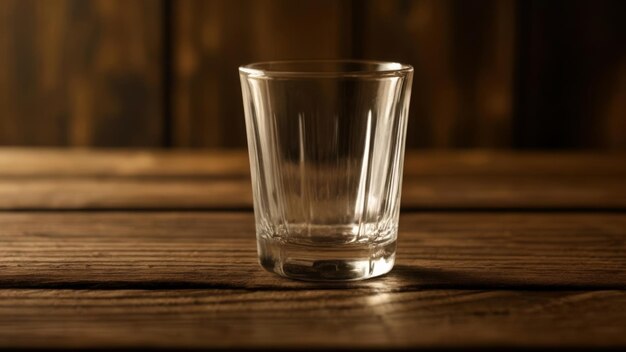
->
173 0 352 147
0 0 163 146
402 175 626 209
0 178 251 209
0 288 625 349
1 212 624 289
0 176 625 210
0 148 250 177
1 149 625 177
359 0 516 148
0 149 623 210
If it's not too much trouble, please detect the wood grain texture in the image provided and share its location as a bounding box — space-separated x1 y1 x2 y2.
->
0 149 623 210
1 212 624 289
1 0 624 150
1 149 625 177
171 0 521 149
173 0 352 147
359 0 516 148
0 149 624 350
1 176 625 210
0 148 250 177
0 0 162 146
0 288 625 349
0 178 251 209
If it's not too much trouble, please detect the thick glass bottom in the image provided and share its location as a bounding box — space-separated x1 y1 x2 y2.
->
257 236 396 281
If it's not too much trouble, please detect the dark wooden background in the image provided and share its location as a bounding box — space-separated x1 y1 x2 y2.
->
0 0 624 149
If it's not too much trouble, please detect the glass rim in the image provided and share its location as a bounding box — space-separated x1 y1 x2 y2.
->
239 59 413 78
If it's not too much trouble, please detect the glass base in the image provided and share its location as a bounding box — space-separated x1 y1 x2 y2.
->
258 237 396 281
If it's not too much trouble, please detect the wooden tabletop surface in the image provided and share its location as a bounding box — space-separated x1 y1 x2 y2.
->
1 149 625 350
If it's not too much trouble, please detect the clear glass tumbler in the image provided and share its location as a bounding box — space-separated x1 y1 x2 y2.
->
239 60 413 281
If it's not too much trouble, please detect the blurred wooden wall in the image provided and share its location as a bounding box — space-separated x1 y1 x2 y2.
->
0 0 163 146
0 0 624 149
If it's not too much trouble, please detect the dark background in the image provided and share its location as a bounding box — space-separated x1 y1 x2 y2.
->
0 0 624 149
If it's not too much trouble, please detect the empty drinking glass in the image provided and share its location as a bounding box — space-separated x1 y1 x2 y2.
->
240 60 413 281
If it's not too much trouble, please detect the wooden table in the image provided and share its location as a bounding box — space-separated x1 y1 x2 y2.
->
0 149 625 350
